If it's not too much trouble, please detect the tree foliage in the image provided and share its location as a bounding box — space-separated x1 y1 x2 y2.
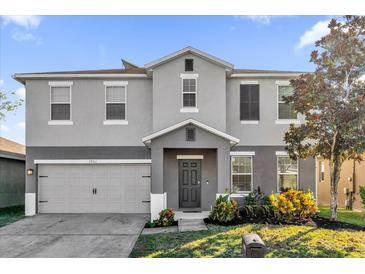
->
0 89 23 121
284 16 365 220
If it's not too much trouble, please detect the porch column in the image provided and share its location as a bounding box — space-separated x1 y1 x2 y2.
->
217 144 231 194
150 146 166 220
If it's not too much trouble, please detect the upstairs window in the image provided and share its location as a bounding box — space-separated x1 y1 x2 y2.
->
278 85 297 120
240 84 260 121
182 78 197 108
277 155 298 192
185 59 194 71
50 85 71 121
105 85 126 120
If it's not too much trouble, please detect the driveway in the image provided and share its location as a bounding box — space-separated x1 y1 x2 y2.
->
0 213 148 258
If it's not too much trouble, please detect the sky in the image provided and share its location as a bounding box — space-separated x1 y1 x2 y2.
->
0 15 334 145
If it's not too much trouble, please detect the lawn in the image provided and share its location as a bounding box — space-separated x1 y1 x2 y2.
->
130 223 365 258
0 205 25 228
317 206 365 227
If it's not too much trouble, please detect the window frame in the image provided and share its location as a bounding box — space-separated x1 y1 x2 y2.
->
276 154 299 192
180 73 199 113
319 161 325 182
103 81 128 125
276 81 299 124
231 155 254 194
48 81 73 125
240 81 260 123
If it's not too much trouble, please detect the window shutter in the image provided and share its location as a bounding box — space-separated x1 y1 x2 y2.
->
240 84 259 120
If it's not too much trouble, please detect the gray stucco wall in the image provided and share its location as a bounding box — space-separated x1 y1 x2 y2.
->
164 149 217 211
25 146 150 193
150 125 231 196
25 78 152 147
226 78 305 146
231 146 316 196
0 156 25 208
152 53 227 132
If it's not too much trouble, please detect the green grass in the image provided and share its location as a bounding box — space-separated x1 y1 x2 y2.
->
130 223 365 258
318 206 365 227
0 205 25 228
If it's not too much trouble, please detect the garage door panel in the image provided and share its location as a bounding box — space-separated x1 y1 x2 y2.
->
38 163 151 213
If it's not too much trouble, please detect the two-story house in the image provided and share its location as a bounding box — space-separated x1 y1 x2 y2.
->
14 47 316 219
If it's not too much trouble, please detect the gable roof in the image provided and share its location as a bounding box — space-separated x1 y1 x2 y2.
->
142 118 240 146
144 46 234 70
0 137 25 154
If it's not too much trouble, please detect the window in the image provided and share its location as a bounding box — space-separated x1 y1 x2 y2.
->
231 156 253 193
185 59 194 71
277 156 298 191
50 86 71 121
319 161 325 182
182 78 197 108
240 84 259 121
186 127 195 141
105 84 127 122
278 85 297 120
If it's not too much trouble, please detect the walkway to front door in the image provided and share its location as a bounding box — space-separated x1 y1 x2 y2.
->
178 159 201 208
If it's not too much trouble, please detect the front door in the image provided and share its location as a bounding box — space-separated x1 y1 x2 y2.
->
179 160 201 208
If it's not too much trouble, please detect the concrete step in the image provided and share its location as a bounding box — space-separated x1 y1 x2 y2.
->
178 219 207 232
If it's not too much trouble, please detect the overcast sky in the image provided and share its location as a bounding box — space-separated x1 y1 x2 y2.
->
0 15 334 144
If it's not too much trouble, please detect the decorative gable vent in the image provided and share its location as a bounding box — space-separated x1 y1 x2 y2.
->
186 127 196 141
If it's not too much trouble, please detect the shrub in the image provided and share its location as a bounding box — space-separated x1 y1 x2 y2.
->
155 208 175 227
209 195 239 223
360 186 365 210
243 189 271 206
269 189 318 223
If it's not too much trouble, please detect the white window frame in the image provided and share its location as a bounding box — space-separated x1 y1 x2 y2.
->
231 155 254 194
103 81 128 125
48 81 73 126
319 161 325 182
275 81 300 124
276 155 299 192
180 73 199 113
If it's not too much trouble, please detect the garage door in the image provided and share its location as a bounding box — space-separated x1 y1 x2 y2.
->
38 164 151 213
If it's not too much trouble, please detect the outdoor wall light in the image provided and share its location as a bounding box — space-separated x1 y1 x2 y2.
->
26 169 34 176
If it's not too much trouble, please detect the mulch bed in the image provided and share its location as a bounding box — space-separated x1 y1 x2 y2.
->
204 217 365 231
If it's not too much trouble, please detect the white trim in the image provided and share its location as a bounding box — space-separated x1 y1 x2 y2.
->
104 83 128 122
34 159 152 164
180 73 199 79
231 155 254 194
276 155 299 192
103 120 128 125
142 118 240 145
48 120 74 125
49 83 72 123
240 120 259 125
275 80 291 85
176 155 204 160
240 80 259 85
230 151 255 156
48 81 73 87
103 81 128 86
144 46 234 69
230 193 249 198
275 151 288 156
231 73 301 78
275 119 301 125
14 74 148 80
180 107 199 113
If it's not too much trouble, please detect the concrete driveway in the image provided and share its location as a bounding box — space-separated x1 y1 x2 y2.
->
0 213 148 258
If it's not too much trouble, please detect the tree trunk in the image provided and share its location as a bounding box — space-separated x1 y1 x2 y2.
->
329 155 341 221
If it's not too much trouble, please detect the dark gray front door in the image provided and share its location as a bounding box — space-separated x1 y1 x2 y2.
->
179 160 201 208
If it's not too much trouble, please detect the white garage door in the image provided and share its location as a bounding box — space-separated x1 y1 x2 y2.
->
38 164 151 213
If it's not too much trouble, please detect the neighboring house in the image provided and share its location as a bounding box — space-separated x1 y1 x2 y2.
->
317 157 365 212
0 137 25 208
13 47 316 219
